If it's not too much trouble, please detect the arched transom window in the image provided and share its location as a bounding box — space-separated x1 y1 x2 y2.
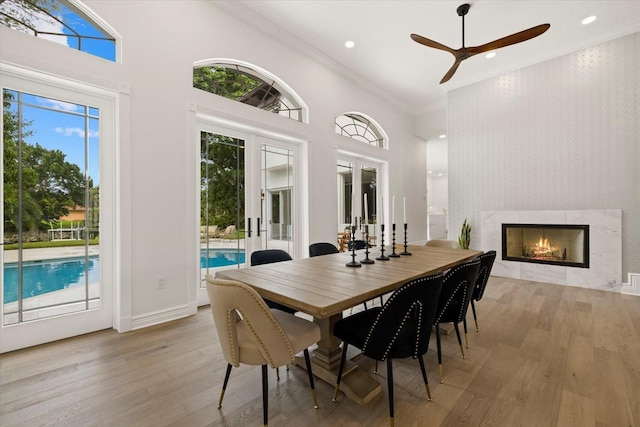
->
335 112 386 148
0 0 117 61
193 60 306 123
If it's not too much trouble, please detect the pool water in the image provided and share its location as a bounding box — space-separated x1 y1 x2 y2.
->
2 249 245 303
3 256 100 303
200 248 245 268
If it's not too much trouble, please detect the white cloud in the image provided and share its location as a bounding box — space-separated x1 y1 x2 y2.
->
0 0 69 47
44 99 80 112
55 127 99 138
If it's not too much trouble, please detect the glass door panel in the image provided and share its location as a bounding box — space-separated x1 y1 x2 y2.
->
361 165 378 245
2 89 101 325
260 143 294 254
199 131 246 285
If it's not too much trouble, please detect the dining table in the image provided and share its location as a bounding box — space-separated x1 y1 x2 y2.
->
215 244 483 405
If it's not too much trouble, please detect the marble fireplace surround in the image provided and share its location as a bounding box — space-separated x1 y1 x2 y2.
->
481 210 622 291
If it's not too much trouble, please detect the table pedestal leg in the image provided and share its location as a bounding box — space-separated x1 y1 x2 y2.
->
294 313 382 405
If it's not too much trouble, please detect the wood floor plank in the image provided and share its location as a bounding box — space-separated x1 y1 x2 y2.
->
1 276 638 426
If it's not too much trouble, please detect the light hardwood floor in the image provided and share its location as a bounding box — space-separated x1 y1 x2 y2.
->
1 276 639 426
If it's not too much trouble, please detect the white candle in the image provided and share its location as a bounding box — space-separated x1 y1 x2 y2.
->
380 196 384 224
351 189 355 225
364 193 368 224
392 195 395 224
403 196 406 224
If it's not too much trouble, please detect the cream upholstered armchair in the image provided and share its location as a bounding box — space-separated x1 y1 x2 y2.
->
425 239 459 249
206 275 321 426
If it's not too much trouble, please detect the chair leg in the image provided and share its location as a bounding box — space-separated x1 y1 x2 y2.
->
261 365 268 426
374 359 378 374
387 358 394 427
379 295 384 306
332 343 349 402
435 324 443 383
303 349 319 409
363 301 368 310
454 323 466 359
417 355 432 401
276 367 280 381
463 317 469 348
471 300 479 332
218 363 232 409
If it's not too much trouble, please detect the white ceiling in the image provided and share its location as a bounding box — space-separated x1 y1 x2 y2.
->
213 0 640 123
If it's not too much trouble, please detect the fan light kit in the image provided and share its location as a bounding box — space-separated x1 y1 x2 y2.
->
411 3 550 84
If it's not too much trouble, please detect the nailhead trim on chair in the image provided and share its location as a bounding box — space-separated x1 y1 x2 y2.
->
217 280 294 368
362 275 437 359
437 262 471 324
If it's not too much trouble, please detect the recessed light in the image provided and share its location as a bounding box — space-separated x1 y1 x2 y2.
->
582 16 596 25
344 40 355 48
428 170 433 174
439 134 446 139
485 51 496 59
437 173 443 177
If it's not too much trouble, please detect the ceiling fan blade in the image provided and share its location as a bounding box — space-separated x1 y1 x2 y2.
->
469 24 551 54
410 33 456 54
440 58 463 84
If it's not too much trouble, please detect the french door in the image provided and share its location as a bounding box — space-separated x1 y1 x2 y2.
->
1 69 116 353
337 156 381 243
197 119 299 305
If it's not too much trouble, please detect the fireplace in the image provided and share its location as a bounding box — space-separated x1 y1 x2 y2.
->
502 223 589 268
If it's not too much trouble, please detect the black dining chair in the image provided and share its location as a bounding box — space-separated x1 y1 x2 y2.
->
434 259 481 383
309 242 339 257
250 249 296 315
332 272 444 426
466 250 496 334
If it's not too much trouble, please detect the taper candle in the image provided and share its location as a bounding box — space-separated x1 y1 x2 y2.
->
392 195 395 224
403 196 406 224
364 193 368 224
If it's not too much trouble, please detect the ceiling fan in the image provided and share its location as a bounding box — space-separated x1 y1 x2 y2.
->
411 3 550 84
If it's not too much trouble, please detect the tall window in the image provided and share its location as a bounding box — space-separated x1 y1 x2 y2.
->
3 88 100 324
335 112 387 148
0 0 116 61
194 61 306 122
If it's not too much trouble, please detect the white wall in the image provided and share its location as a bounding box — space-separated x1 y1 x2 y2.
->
444 32 640 279
0 0 425 328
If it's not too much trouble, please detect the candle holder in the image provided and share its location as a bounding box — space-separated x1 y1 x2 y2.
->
376 224 389 261
346 225 361 268
400 223 412 256
360 224 374 264
389 223 400 258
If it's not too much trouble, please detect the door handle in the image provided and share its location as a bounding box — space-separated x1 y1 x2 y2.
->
257 217 261 237
247 217 252 237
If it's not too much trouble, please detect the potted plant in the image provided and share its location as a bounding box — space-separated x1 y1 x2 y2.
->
458 219 471 249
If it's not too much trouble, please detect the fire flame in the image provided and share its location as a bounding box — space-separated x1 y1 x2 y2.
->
533 237 555 257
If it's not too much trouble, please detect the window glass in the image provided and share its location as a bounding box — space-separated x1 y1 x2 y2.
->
0 0 116 61
194 63 303 122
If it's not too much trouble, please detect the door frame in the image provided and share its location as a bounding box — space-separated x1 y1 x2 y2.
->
193 113 306 307
0 63 120 353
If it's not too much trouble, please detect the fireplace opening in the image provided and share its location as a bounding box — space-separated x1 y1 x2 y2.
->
502 223 589 268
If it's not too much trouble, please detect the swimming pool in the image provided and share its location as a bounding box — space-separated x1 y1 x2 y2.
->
3 256 100 303
200 248 245 268
2 249 244 303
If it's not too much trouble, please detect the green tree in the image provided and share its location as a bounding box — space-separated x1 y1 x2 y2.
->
193 66 261 100
200 132 244 229
3 89 88 233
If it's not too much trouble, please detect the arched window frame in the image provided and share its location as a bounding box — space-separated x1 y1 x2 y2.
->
193 58 309 124
0 0 121 62
335 112 388 149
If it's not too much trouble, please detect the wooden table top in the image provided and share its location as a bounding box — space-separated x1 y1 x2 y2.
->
215 245 483 319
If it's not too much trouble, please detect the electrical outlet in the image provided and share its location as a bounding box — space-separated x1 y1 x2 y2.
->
158 277 167 289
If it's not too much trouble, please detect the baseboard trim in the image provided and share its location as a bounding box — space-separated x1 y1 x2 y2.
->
131 304 193 330
621 273 640 296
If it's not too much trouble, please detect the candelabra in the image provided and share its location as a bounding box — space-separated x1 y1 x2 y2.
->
360 224 374 264
400 223 412 255
389 223 400 257
376 224 389 261
346 225 361 267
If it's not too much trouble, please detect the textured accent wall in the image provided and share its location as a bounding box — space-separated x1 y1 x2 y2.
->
447 32 639 278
